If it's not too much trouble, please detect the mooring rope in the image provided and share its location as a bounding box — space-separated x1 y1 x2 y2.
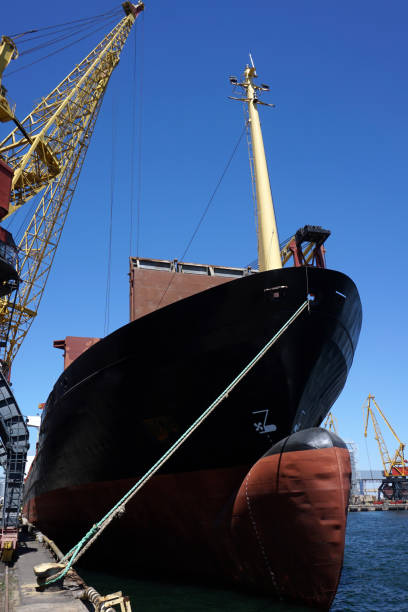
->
45 298 309 585
155 125 246 311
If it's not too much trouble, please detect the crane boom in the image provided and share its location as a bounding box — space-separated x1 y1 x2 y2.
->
0 2 144 369
363 394 406 477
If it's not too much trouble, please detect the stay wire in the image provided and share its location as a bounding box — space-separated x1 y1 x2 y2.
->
10 31 37 40
244 103 258 241
6 17 119 77
4 197 37 245
279 235 292 249
15 13 119 49
19 25 103 59
156 125 246 310
128 14 144 257
18 17 116 58
104 93 117 337
247 234 295 269
136 12 144 258
10 7 121 39
128 28 137 257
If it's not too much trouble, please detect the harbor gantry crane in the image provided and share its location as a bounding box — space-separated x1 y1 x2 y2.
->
0 1 144 559
363 394 408 501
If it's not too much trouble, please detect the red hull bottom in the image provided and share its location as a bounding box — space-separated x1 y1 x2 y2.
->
24 431 350 610
232 445 350 609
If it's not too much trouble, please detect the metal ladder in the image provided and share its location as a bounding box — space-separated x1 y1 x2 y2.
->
0 368 29 559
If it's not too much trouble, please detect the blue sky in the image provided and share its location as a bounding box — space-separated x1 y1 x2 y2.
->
1 0 408 469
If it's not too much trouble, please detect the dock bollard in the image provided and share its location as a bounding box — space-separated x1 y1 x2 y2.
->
33 562 67 588
82 585 131 611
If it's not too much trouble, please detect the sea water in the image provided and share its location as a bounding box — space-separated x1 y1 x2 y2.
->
81 512 408 611
332 511 408 611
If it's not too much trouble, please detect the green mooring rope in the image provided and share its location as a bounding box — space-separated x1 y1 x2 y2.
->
45 298 309 585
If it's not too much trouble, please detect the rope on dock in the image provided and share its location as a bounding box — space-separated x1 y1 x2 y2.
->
45 298 310 585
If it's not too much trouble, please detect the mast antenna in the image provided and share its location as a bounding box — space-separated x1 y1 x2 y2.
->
228 60 281 272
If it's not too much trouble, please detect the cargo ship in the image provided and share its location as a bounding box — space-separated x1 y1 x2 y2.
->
22 60 362 609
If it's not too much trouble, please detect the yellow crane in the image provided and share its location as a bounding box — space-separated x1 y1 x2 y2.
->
0 2 144 372
323 411 338 435
363 393 408 501
0 2 144 559
363 394 407 477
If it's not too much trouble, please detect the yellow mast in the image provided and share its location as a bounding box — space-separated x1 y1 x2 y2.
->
230 58 282 271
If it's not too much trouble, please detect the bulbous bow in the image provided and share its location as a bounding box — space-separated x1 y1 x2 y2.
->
231 427 350 610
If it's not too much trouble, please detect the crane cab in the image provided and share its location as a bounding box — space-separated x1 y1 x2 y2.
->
0 159 18 295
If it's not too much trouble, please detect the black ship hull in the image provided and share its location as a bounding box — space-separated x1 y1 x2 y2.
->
24 265 361 608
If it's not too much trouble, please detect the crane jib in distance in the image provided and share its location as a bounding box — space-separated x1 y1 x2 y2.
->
363 394 408 501
0 1 144 558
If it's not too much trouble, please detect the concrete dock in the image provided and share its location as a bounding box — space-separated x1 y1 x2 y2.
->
0 524 132 611
0 529 89 611
348 502 408 512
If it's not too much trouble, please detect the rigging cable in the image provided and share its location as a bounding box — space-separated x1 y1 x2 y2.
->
279 235 292 249
4 197 37 245
155 125 247 310
136 12 144 258
128 12 144 258
9 8 121 40
17 19 116 58
6 17 120 77
244 103 258 242
128 22 138 257
104 93 117 337
10 15 122 59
